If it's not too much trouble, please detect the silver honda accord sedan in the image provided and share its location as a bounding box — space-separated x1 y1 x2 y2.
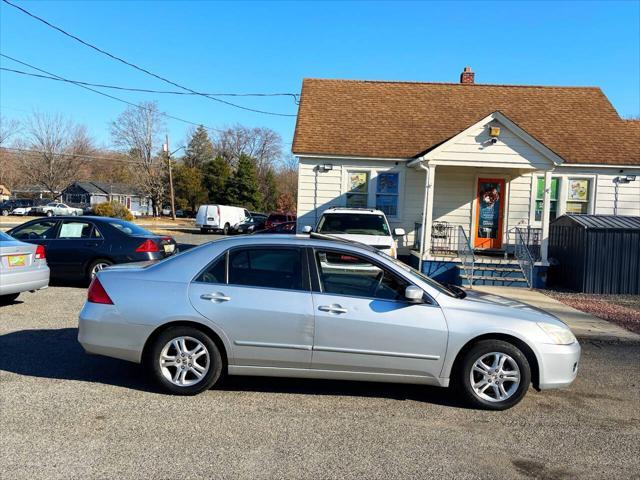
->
78 234 580 410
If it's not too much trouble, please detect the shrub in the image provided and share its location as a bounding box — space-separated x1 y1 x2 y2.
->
92 201 134 221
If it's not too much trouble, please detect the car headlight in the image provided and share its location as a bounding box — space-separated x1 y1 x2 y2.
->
537 322 577 345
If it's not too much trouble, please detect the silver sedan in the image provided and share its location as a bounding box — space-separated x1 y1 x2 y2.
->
78 234 580 410
0 231 50 304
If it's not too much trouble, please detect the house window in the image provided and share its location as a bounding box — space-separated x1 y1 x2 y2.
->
376 172 399 217
535 177 559 222
346 172 369 208
566 178 591 214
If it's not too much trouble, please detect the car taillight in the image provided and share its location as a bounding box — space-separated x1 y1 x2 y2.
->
87 278 113 305
35 244 46 260
135 239 159 252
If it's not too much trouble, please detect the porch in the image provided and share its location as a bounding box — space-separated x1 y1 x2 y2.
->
404 112 562 288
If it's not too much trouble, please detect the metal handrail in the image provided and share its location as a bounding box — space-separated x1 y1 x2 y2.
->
515 227 535 288
457 226 475 288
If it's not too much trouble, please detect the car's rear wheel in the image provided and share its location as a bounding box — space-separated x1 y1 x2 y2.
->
149 326 223 395
0 293 20 305
223 223 230 235
455 339 531 410
87 259 113 280
46 211 53 217
200 228 208 234
1 209 9 216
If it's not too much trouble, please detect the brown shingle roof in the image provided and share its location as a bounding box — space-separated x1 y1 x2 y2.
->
292 78 640 166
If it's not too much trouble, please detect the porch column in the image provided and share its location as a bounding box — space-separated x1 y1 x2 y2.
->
418 162 436 271
540 169 553 265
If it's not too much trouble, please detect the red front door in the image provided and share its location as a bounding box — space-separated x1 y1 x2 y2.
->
474 178 505 249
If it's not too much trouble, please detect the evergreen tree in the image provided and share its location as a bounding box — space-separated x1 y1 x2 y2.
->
174 165 207 213
183 125 215 169
225 154 262 210
262 168 278 212
203 155 231 204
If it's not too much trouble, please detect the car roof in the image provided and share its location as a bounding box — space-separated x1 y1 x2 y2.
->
218 232 380 253
320 207 385 215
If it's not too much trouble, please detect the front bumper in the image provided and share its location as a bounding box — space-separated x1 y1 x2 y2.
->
78 302 154 363
537 341 581 390
0 266 49 295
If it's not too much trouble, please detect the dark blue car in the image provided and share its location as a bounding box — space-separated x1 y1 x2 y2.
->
7 216 177 282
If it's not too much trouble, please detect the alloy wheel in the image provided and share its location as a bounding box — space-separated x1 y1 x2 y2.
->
159 336 210 387
90 262 111 279
470 352 521 402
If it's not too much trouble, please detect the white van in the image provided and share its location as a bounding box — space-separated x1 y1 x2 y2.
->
196 205 250 235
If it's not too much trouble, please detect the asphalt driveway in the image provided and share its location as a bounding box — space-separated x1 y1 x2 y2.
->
1 285 639 479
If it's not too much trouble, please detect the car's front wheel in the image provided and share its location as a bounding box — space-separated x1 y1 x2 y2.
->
149 326 223 395
456 339 531 410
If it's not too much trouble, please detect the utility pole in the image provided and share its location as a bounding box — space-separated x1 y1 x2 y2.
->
164 134 177 221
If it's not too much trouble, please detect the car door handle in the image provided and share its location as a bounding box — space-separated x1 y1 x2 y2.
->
318 304 348 314
200 292 231 302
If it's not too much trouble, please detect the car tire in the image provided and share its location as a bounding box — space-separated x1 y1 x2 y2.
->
0 293 20 305
223 223 230 236
87 258 114 281
149 326 223 395
1 209 8 216
200 228 208 234
46 211 53 217
455 339 531 411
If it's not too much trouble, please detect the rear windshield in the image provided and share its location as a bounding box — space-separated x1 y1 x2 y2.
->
317 213 389 236
269 214 286 222
0 231 14 241
107 219 153 236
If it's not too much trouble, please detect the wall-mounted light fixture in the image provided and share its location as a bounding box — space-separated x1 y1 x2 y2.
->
613 174 636 215
489 126 501 137
319 163 333 172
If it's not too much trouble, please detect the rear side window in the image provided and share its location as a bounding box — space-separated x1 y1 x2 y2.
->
228 248 303 291
58 221 94 239
195 254 226 284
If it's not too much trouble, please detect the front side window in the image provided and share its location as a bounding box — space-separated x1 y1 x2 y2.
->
316 250 409 301
228 248 303 291
375 172 399 217
535 177 559 222
317 213 390 236
566 178 591 214
11 220 58 240
345 172 369 208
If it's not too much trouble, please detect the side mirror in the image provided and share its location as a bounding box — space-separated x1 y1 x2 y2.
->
404 285 423 303
302 225 312 233
393 228 406 237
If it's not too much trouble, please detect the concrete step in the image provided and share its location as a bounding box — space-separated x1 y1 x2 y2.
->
461 275 529 287
457 265 525 279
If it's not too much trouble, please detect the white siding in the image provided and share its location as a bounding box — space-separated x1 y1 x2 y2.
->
432 118 554 170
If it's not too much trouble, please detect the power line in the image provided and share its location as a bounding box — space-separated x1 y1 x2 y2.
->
0 66 299 103
0 53 224 134
2 146 166 165
2 0 298 117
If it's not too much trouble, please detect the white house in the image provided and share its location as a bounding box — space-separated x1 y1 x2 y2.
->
292 67 640 287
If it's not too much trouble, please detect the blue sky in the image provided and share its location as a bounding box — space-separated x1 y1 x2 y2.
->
1 0 639 152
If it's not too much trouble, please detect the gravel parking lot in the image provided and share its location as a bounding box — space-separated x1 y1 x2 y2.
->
1 281 639 479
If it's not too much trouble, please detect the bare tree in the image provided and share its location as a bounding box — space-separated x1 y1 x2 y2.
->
213 125 283 173
110 102 166 215
17 112 94 196
0 116 21 146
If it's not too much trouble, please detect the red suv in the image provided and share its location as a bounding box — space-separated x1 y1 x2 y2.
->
265 212 296 230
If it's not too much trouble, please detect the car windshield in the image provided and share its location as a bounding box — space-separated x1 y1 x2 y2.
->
0 231 14 241
370 248 462 298
317 213 389 236
108 219 153 236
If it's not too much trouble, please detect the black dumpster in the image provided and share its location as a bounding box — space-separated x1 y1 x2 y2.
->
548 214 640 294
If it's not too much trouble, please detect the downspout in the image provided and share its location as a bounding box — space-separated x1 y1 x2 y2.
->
418 161 431 273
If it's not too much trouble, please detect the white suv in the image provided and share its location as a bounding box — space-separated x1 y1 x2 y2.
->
310 207 405 258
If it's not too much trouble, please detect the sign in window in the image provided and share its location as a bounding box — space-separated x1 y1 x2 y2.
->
566 179 590 214
346 172 369 208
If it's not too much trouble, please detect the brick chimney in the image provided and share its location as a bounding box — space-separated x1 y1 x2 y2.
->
460 66 475 84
